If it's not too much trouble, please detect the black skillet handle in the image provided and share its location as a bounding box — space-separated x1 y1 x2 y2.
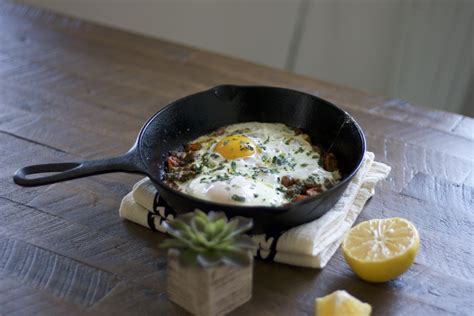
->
13 148 147 187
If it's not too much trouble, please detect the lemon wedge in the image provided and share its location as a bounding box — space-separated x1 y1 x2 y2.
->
315 290 372 316
342 218 420 283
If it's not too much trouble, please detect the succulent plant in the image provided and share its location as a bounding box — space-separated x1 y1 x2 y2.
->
161 210 256 267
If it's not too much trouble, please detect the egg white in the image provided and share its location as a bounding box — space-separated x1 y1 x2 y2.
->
176 122 341 206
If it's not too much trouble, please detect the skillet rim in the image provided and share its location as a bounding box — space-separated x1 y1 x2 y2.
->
136 85 366 212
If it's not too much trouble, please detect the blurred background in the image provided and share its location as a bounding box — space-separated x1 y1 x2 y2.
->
20 0 473 116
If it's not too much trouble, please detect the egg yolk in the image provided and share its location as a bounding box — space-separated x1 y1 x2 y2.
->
214 135 256 160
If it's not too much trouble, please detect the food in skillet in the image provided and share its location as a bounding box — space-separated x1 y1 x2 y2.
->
164 122 340 206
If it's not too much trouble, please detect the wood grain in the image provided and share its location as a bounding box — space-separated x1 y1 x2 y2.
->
0 236 119 307
167 252 252 316
0 0 473 315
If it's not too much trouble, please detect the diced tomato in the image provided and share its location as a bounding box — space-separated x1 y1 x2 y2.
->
167 156 181 170
292 195 308 202
306 186 322 196
185 143 202 151
281 175 295 187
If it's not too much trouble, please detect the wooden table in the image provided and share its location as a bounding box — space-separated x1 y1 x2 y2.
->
1 1 473 315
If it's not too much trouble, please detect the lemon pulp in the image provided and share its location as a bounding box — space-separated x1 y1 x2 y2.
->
315 290 371 316
342 217 420 283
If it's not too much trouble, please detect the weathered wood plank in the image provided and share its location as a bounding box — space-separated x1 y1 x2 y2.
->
401 172 473 213
250 261 459 316
0 236 119 307
90 281 183 315
0 106 130 159
0 197 169 289
452 116 474 140
0 272 93 316
187 51 388 110
369 99 473 140
0 83 146 136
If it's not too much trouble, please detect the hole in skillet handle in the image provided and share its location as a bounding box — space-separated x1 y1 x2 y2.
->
14 162 82 186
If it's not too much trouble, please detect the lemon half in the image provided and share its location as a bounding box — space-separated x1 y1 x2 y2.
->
342 218 420 283
315 290 372 316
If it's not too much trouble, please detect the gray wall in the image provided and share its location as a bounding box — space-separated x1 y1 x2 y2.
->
20 0 473 116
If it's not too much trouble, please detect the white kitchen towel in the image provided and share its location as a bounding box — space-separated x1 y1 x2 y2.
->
119 152 391 268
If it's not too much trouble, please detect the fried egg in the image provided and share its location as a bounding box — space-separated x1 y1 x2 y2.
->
168 122 341 206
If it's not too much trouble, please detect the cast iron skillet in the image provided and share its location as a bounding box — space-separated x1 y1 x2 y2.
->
14 85 366 233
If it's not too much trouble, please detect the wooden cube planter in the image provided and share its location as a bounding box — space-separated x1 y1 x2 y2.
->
167 250 253 316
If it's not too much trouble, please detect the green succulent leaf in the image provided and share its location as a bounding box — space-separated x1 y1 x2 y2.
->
160 210 256 267
207 211 227 222
194 215 208 232
166 218 188 231
212 219 238 240
221 218 253 241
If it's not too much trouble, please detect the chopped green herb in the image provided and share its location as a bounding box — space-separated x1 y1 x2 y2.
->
231 194 246 202
214 174 230 182
276 187 287 193
191 164 203 172
272 156 286 166
294 147 305 154
300 163 308 167
285 139 291 145
253 193 259 198
258 167 277 174
210 153 219 159
211 163 225 172
264 136 270 144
